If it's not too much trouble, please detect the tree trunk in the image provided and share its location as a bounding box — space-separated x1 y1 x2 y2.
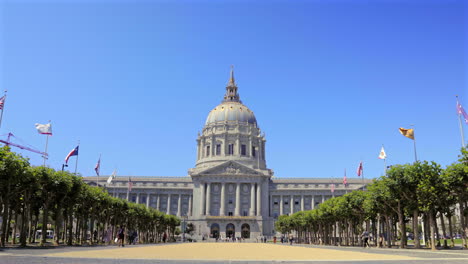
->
413 209 420 248
12 210 18 245
447 214 455 247
439 213 447 248
385 215 391 248
54 207 62 245
67 213 74 246
429 210 436 251
398 202 406 248
40 203 49 246
459 199 468 248
19 200 28 247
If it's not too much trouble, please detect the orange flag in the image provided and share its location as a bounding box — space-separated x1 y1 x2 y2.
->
399 127 415 140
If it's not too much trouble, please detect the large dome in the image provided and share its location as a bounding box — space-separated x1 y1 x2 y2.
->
205 101 257 126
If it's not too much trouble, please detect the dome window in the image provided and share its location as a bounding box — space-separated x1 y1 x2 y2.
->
241 145 247 156
206 146 210 157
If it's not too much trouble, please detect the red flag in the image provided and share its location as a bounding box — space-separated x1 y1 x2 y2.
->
331 183 335 193
94 157 100 176
128 177 133 192
343 169 348 186
64 146 79 164
357 161 363 177
0 95 6 110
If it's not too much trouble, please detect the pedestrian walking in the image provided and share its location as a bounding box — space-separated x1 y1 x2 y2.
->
361 230 370 248
117 226 125 247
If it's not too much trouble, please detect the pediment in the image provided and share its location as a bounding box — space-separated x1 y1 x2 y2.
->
197 161 260 176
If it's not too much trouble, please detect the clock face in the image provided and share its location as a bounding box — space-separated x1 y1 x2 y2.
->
228 184 234 192
242 184 249 192
213 184 220 192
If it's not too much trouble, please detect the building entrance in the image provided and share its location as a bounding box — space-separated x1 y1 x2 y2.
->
210 223 220 239
226 223 235 239
241 223 250 238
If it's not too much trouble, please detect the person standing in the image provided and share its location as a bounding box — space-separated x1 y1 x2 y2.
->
163 232 167 243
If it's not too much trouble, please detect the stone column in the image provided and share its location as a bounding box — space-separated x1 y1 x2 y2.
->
177 194 182 217
290 195 294 214
156 194 160 211
206 183 211 216
235 182 241 216
269 194 273 217
236 136 240 155
136 193 140 204
146 193 150 208
167 194 171 215
256 183 262 216
301 195 304 211
188 195 192 216
322 195 325 203
280 195 284 215
311 195 315 209
200 183 206 216
220 182 226 216
249 183 255 216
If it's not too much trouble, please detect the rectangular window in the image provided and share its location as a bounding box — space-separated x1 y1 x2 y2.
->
252 146 256 157
206 146 210 156
285 202 289 205
216 144 221 155
228 212 233 216
241 144 246 156
229 199 233 204
295 201 299 205
274 202 278 205
228 144 234 155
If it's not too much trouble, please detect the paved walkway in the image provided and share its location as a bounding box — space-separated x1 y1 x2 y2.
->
1 242 468 263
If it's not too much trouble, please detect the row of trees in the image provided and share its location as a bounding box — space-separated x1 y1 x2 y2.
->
275 149 468 251
0 146 180 247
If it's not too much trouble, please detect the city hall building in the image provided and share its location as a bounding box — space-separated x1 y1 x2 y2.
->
85 69 371 240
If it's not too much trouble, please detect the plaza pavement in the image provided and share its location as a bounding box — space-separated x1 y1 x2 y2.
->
1 242 468 264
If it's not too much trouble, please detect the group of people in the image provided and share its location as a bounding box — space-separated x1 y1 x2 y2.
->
114 226 139 247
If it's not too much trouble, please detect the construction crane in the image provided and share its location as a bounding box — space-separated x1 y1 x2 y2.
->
0 132 48 157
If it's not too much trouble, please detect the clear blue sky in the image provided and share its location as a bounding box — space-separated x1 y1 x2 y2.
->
1 0 467 180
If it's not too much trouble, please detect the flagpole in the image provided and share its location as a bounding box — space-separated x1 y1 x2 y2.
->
74 140 80 174
411 125 418 162
456 95 466 148
126 176 130 201
0 91 7 129
42 120 51 166
384 158 387 176
43 135 49 166
97 154 101 187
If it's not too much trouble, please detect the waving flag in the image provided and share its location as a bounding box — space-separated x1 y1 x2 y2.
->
0 95 6 110
94 157 100 176
457 101 468 124
107 169 117 184
399 127 415 140
65 146 79 164
378 146 387 159
331 183 335 193
35 123 52 135
356 161 363 177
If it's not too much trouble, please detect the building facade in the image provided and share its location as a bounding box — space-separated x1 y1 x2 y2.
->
85 68 371 240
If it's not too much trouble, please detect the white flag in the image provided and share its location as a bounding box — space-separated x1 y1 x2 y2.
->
378 146 387 159
35 123 52 135
107 169 117 184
